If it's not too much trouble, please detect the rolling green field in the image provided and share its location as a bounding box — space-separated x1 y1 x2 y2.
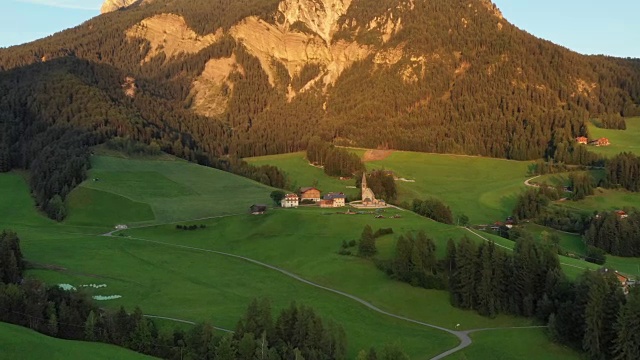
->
248 151 533 224
0 322 154 360
0 152 589 360
587 117 640 157
454 328 580 360
246 152 361 199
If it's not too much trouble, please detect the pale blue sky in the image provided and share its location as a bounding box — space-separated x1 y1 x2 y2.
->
1 0 639 58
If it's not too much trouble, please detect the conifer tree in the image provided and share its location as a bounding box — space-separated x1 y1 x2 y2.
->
358 225 377 257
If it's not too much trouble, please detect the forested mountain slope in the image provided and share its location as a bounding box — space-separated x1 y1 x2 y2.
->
1 0 640 217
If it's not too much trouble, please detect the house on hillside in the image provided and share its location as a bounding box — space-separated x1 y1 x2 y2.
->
299 187 321 203
322 192 346 208
250 204 267 215
599 268 634 295
615 210 629 219
281 194 299 208
589 137 610 146
576 136 588 145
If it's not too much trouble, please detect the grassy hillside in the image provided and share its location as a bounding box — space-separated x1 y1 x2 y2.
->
247 152 361 199
248 150 532 224
587 117 640 157
455 327 580 360
0 153 587 359
0 322 154 360
74 155 275 226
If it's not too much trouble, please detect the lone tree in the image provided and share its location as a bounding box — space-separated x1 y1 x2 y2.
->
270 190 286 205
358 225 377 257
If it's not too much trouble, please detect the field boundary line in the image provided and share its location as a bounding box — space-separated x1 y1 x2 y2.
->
143 315 233 333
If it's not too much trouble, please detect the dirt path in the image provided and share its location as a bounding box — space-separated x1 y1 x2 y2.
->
524 175 541 187
144 315 232 333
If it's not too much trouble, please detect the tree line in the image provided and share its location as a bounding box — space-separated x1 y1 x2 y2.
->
409 198 454 225
306 137 365 178
1 229 353 359
605 152 640 192
362 226 640 359
584 210 640 257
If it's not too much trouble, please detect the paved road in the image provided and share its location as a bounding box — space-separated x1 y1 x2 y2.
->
524 175 541 187
107 228 547 359
108 234 474 359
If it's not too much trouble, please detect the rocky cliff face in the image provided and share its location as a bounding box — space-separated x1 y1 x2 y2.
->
101 0 139 14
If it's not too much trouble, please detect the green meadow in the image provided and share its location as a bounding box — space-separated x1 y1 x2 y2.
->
0 151 590 359
246 152 361 198
455 327 580 360
0 322 154 360
248 151 533 224
587 117 640 157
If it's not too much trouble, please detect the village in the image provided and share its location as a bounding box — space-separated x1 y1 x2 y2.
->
250 173 399 218
576 136 611 146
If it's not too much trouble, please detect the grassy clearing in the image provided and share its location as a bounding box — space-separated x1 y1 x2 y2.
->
587 117 640 157
452 327 580 360
0 322 154 360
77 155 275 225
65 187 155 228
554 187 640 215
247 151 533 224
0 153 589 359
246 152 360 198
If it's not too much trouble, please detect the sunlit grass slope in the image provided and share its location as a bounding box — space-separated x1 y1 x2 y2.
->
587 117 640 157
247 151 533 224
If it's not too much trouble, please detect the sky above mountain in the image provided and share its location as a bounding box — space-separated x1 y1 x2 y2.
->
1 0 639 58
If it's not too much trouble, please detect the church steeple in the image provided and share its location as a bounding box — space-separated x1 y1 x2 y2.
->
361 172 367 190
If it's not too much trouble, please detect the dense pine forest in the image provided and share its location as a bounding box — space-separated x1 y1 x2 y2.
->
1 0 640 218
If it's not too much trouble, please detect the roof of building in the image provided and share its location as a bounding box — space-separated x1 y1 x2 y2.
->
299 187 320 193
324 192 346 200
284 193 299 199
250 204 268 210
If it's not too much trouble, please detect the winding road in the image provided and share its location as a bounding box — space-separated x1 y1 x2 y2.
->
105 232 544 359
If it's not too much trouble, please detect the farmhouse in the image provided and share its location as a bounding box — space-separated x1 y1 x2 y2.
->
299 187 321 203
575 136 588 145
320 192 346 208
615 210 628 219
281 193 299 208
589 137 610 146
250 204 267 215
600 268 635 295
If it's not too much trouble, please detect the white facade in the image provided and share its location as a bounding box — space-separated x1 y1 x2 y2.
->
281 194 299 208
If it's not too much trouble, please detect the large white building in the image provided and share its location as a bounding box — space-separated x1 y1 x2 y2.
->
321 192 346 207
281 193 299 208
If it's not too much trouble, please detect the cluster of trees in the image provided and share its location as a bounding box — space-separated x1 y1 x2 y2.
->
596 114 627 130
105 137 161 156
605 152 640 192
584 210 640 257
233 298 347 360
355 171 397 203
448 236 561 318
409 198 453 224
568 172 594 200
357 225 378 257
535 207 590 234
1 229 351 359
0 231 24 284
375 231 443 289
512 187 563 221
306 138 364 178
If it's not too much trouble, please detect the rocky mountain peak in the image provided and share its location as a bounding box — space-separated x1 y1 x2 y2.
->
277 0 353 44
100 0 139 14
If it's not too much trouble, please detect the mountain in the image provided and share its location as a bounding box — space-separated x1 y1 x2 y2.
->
1 0 640 217
101 0 140 14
